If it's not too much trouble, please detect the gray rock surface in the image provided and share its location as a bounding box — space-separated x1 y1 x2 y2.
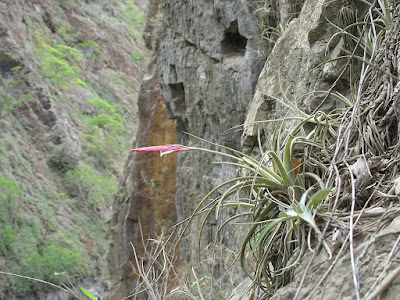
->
159 0 266 266
270 216 400 300
243 0 358 153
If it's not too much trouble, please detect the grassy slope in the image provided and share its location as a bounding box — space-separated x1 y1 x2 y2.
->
0 0 147 297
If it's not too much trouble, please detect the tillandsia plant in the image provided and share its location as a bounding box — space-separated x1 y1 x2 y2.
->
130 111 338 296
326 0 400 65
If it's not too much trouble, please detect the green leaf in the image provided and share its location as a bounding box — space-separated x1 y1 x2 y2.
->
286 248 301 267
268 151 293 186
306 188 331 209
79 286 98 300
283 117 312 175
292 205 318 231
241 156 282 183
299 188 311 207
255 215 296 249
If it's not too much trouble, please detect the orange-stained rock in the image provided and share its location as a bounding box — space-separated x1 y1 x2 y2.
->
127 93 179 253
106 59 179 299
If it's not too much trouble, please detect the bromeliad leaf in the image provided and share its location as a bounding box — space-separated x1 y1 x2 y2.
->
293 205 318 231
306 187 331 209
255 213 297 249
79 286 98 300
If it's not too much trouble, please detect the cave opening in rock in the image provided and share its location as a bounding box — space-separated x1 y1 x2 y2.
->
0 52 20 78
221 21 247 55
168 82 186 118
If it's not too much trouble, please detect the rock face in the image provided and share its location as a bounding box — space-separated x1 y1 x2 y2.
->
154 0 400 299
106 66 179 299
106 1 269 297
107 0 400 299
243 0 360 151
106 3 180 299
158 0 266 265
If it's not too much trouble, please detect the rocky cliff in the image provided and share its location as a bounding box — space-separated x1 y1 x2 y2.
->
159 0 267 267
106 0 269 298
106 2 182 299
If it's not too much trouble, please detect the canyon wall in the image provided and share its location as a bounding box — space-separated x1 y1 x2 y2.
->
107 1 269 297
0 0 148 298
158 0 267 265
106 2 181 299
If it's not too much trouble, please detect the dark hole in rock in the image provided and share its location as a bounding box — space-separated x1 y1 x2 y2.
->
0 52 20 78
221 21 247 55
0 26 7 37
170 82 185 102
39 95 52 110
43 11 56 33
168 82 186 118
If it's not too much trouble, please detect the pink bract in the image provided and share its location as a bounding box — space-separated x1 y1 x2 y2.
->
129 144 195 157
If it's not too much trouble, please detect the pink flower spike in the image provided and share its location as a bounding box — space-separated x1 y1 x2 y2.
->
129 144 195 157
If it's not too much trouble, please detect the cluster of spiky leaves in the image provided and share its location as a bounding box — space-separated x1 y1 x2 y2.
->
174 111 338 296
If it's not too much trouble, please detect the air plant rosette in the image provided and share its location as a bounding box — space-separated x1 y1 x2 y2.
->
130 117 334 296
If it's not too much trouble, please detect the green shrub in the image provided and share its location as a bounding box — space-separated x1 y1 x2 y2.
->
2 216 42 294
0 174 22 231
87 98 124 131
0 225 16 255
120 0 144 34
131 51 144 62
98 69 130 88
52 18 77 42
48 146 79 174
77 40 108 62
2 200 97 295
65 163 116 206
35 37 86 89
41 56 78 81
82 98 129 168
40 42 83 61
10 66 22 73
72 77 88 89
0 79 20 118
0 174 22 199
26 244 85 282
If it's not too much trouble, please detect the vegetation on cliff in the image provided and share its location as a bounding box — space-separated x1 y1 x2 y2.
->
0 0 146 298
